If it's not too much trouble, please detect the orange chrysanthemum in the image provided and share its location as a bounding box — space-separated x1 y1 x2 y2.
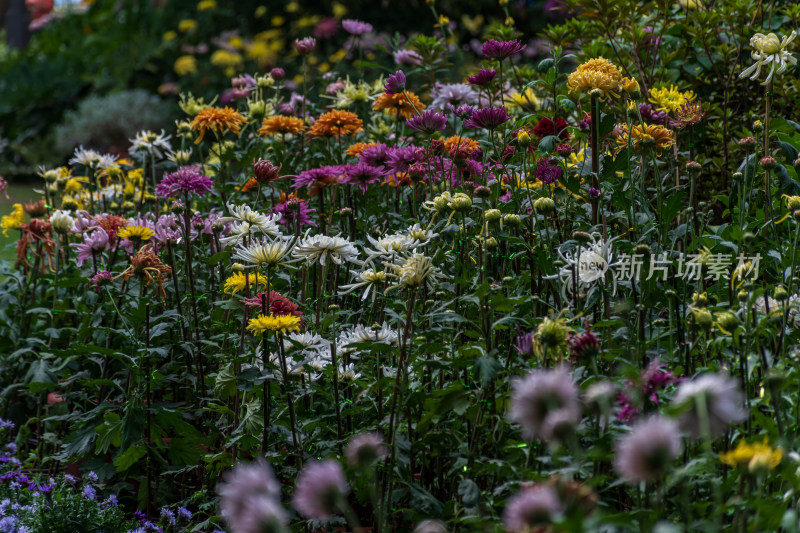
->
616 123 675 154
239 177 259 192
259 115 306 136
567 57 622 100
386 172 413 187
346 142 378 157
372 91 426 120
443 135 480 156
308 110 364 137
190 106 248 144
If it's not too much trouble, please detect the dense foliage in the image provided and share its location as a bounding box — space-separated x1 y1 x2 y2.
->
2 0 800 532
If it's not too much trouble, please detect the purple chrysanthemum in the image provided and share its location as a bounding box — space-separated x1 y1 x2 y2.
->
464 107 509 130
273 197 317 228
360 143 392 170
218 460 283 533
384 70 406 95
90 270 113 291
292 165 348 190
638 103 668 125
502 484 563 532
406 110 448 135
533 158 563 184
614 415 681 483
345 432 388 466
292 460 349 521
70 228 110 267
467 68 497 86
294 37 316 55
387 145 424 174
449 104 476 119
344 161 384 192
481 39 526 60
393 49 423 66
156 165 214 198
342 19 372 36
508 366 581 442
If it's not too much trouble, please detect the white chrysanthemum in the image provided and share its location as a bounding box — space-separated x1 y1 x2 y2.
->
550 233 618 300
49 210 75 233
364 233 419 262
338 363 362 383
221 214 283 246
96 153 119 170
129 130 173 159
339 267 387 300
284 331 331 361
339 322 399 357
740 31 797 85
292 232 359 267
384 252 440 293
233 236 294 268
405 223 438 246
220 203 282 237
69 146 102 168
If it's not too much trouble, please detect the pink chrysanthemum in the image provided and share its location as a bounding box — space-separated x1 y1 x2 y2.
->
291 460 349 520
613 415 681 484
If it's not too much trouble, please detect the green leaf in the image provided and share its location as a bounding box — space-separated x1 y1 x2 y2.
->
474 356 501 388
458 478 481 507
95 412 123 454
113 444 147 472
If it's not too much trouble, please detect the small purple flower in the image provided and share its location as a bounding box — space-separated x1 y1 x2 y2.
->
514 329 535 357
638 103 668 125
384 70 406 95
406 110 448 135
588 187 601 198
177 506 192 520
160 508 176 526
87 471 98 483
342 19 372 36
481 39 526 60
393 49 422 66
83 485 97 500
90 270 113 291
503 484 563 532
106 494 119 507
156 165 214 199
278 102 295 115
292 460 349 520
467 68 497 86
449 104 476 119
294 37 316 55
533 158 563 184
270 67 285 80
464 107 509 130
0 419 14 430
64 474 77 485
5 443 16 455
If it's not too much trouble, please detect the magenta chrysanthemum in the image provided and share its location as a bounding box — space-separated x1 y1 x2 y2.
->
341 19 372 36
291 460 349 521
464 107 509 130
384 70 406 95
467 68 497 86
156 165 213 198
406 110 448 135
481 39 526 59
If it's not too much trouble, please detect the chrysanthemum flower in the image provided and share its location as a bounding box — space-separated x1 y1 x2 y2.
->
481 39 526 59
342 19 372 35
1 203 25 237
393 49 422 66
118 224 154 243
615 123 675 154
117 245 172 299
259 116 306 136
190 106 247 144
740 31 797 85
406 110 448 135
671 372 747 438
339 322 399 357
223 271 269 295
614 416 681 484
383 70 406 95
443 135 480 156
467 68 497 86
292 232 359 266
503 485 562 532
720 438 782 470
669 100 705 129
508 366 581 442
372 91 426 120
338 268 388 300
272 193 318 228
345 432 388 467
383 252 440 292
291 460 349 520
156 165 214 198
505 88 541 111
244 290 303 318
345 142 377 157
464 107 509 129
648 84 697 113
232 236 294 268
309 110 364 137
567 57 622 99
430 83 477 110
247 313 302 335
218 460 286 533
129 130 173 159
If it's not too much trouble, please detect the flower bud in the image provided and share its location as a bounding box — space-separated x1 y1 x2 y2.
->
633 243 652 258
450 193 472 212
752 119 764 133
737 289 749 304
503 213 521 227
622 77 641 100
484 237 498 249
516 130 531 146
248 100 268 120
572 230 592 243
534 197 555 214
473 185 491 198
686 160 701 173
232 263 245 272
774 285 789 302
42 169 59 183
484 208 501 222
716 311 739 332
738 137 757 149
691 307 713 329
761 156 777 170
171 200 185 215
556 143 574 157
743 232 755 245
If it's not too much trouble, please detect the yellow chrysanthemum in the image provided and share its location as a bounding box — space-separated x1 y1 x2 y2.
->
210 50 244 76
64 176 89 194
648 84 696 113
118 225 154 242
567 57 622 100
247 313 302 335
720 438 782 471
1 204 25 237
174 55 197 76
223 271 269 294
178 19 197 33
197 0 216 11
505 88 541 111
163 31 177 42
616 123 675 154
259 116 306 136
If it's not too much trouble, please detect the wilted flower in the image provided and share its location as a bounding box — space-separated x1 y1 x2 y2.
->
292 460 349 520
672 373 747 438
509 366 581 442
614 416 681 484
